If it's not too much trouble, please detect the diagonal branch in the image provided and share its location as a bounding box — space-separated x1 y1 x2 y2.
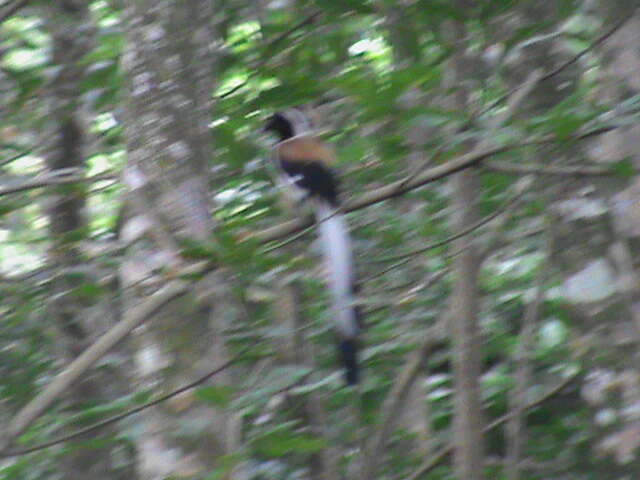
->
361 335 435 479
484 161 623 176
254 123 620 245
2 280 190 446
0 172 118 197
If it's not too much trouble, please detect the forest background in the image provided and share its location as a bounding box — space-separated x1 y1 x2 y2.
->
1 1 640 479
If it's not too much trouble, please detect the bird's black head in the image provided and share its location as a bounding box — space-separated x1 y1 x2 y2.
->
264 112 295 142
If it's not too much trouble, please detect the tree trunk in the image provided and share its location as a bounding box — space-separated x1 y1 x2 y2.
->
43 2 135 478
119 1 235 478
444 16 486 480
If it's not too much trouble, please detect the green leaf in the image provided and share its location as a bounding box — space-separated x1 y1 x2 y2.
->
388 63 440 98
178 238 218 261
255 83 323 107
80 60 119 91
414 0 466 20
251 423 327 457
612 158 635 178
540 93 600 140
195 385 235 408
551 115 588 139
82 30 124 64
5 68 44 107
315 0 376 15
0 200 25 216
74 282 105 301
205 453 245 479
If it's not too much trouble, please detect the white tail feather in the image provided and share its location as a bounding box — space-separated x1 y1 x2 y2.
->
314 200 358 338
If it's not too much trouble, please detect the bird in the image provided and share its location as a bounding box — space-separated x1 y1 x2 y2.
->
264 108 360 385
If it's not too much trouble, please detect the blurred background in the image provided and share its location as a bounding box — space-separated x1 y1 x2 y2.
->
1 0 640 479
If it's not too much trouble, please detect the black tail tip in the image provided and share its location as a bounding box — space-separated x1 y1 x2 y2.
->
339 338 359 385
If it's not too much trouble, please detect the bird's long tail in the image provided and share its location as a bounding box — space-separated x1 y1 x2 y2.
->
314 199 359 385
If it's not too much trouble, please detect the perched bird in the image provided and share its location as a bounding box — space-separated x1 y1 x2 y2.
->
264 109 360 385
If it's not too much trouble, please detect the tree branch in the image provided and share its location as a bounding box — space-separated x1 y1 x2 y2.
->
484 161 622 176
0 172 118 197
2 280 190 447
255 124 619 245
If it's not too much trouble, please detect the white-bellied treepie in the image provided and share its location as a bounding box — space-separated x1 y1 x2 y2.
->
264 109 360 385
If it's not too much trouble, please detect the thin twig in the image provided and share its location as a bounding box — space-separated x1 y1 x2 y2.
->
0 173 118 197
0 147 34 168
484 161 623 176
259 213 316 254
362 266 452 317
260 188 353 254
